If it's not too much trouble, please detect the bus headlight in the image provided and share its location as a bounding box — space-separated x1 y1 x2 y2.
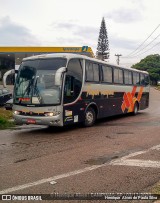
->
44 111 61 117
44 112 54 117
14 110 20 115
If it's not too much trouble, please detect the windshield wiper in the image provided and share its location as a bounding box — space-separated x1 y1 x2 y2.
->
22 79 34 97
33 77 42 104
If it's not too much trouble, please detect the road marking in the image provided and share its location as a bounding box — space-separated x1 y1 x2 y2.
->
0 144 160 194
151 145 160 150
109 144 160 168
0 165 103 194
118 144 160 161
50 181 57 185
110 159 160 168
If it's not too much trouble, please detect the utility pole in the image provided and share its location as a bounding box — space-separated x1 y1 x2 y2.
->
115 54 122 65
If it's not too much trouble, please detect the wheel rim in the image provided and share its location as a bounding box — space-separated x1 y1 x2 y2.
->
86 111 94 124
134 105 138 114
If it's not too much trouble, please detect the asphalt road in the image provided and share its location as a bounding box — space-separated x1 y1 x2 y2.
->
0 87 160 202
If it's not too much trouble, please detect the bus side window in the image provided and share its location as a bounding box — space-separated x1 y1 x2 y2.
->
132 72 140 85
102 65 112 83
114 68 119 83
113 68 124 84
133 72 137 85
124 70 132 85
140 74 145 86
93 63 99 82
128 71 132 85
86 61 94 81
119 69 123 84
124 70 129 84
136 73 140 85
144 74 150 86
86 62 100 82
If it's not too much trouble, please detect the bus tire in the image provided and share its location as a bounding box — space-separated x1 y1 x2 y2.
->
132 102 139 115
83 107 96 127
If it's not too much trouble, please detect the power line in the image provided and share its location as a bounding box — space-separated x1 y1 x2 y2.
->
131 41 160 57
124 24 160 57
130 33 160 57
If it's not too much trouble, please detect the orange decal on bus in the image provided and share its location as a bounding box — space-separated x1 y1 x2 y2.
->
121 86 143 113
137 87 144 102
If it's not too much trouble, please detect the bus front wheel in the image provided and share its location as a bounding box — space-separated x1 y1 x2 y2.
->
84 107 96 127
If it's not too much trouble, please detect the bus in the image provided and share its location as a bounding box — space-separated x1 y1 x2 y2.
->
13 53 150 127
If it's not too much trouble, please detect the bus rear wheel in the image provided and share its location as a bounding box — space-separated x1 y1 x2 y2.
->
84 107 96 127
133 102 139 115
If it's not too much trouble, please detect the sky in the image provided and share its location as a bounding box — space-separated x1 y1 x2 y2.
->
0 0 160 67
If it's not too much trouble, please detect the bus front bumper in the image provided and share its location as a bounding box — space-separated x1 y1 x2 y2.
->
13 114 63 127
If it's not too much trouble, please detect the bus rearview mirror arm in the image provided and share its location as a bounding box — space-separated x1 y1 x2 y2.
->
3 69 15 88
55 67 67 86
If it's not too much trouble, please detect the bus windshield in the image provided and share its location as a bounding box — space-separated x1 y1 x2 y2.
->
14 58 67 106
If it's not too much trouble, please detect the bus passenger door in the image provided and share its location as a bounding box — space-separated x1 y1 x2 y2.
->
63 75 83 125
63 58 83 126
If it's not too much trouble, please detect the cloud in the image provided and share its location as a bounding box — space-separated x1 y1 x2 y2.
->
0 16 40 45
110 37 137 50
51 21 98 46
52 37 83 45
74 26 98 39
52 22 77 29
51 21 139 54
50 21 139 55
106 8 142 23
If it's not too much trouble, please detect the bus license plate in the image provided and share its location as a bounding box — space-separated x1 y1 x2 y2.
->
27 119 36 124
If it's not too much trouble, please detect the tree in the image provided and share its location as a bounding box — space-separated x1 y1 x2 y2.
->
132 54 160 85
96 17 109 60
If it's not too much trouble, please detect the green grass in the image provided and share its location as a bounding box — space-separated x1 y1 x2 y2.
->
157 85 160 90
151 182 160 194
0 108 15 129
0 108 13 119
0 116 15 129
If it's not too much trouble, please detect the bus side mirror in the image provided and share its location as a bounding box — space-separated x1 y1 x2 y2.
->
55 67 67 86
3 69 15 88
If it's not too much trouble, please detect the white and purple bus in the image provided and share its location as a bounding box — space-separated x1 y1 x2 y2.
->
13 53 150 127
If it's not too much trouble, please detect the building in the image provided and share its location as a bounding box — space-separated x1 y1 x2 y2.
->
0 46 94 84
